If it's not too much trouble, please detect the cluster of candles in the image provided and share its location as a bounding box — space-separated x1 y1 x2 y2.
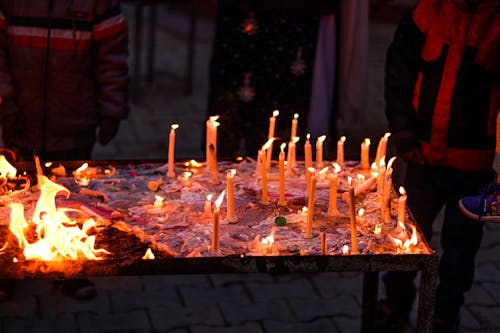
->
166 111 408 255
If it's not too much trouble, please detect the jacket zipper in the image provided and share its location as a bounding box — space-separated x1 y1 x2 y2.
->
41 0 54 156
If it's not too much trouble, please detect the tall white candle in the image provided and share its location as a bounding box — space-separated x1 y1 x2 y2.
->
327 171 338 216
316 135 326 168
305 167 316 239
360 138 371 170
375 132 391 166
290 113 299 140
304 133 312 171
226 169 237 222
167 124 179 178
266 110 279 168
337 136 346 167
348 177 358 254
398 186 407 223
278 143 287 206
211 190 225 252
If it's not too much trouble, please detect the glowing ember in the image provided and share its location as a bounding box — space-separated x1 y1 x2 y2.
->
342 245 349 255
142 248 155 260
261 227 276 255
9 175 110 261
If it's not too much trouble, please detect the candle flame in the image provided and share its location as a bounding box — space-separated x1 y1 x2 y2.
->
371 162 378 170
280 143 286 151
348 176 352 186
292 136 300 144
374 224 382 234
228 169 236 176
0 155 17 179
171 124 179 130
209 115 219 122
142 248 155 260
332 163 341 173
206 194 213 201
76 163 89 173
384 132 391 139
387 156 397 169
183 171 192 179
364 138 371 146
306 133 311 140
272 110 280 117
215 190 225 208
307 167 315 174
45 162 52 167
357 174 365 184
317 135 327 143
379 156 386 167
390 224 418 253
340 136 346 143
188 160 203 168
155 195 164 202
399 186 406 196
262 137 275 150
319 167 329 175
358 208 365 217
293 113 299 119
342 245 349 255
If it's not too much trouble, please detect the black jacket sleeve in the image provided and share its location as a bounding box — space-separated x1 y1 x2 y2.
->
384 10 425 151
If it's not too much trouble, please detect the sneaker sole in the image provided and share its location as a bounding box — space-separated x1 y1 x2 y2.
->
458 200 500 223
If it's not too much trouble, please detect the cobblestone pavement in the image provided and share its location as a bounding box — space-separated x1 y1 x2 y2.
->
1 3 500 333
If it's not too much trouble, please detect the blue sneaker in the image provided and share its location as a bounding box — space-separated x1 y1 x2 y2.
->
459 182 500 222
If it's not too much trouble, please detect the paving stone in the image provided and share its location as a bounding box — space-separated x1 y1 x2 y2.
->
77 310 151 333
474 263 500 283
461 307 482 330
288 294 360 321
0 296 37 318
262 318 339 333
190 322 264 333
331 315 361 333
209 273 273 287
465 283 498 306
3 314 77 333
39 291 111 318
467 305 500 331
92 276 143 292
111 288 182 312
179 285 251 306
482 281 500 303
219 299 294 325
13 279 54 297
245 278 316 302
310 272 363 298
143 275 211 290
149 304 224 332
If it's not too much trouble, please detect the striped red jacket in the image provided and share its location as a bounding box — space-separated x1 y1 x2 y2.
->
385 0 500 171
0 0 129 153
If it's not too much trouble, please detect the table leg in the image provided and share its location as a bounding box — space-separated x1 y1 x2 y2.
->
416 257 438 333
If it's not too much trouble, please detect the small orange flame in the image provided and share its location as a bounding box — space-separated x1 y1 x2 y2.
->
0 155 17 179
214 190 225 209
142 248 155 260
342 245 349 255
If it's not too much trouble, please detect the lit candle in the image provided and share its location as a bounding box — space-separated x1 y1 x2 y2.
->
305 167 316 239
375 132 391 166
290 113 299 140
377 157 386 196
316 134 327 168
211 190 225 253
304 133 312 171
287 136 300 175
206 116 219 170
226 169 237 222
154 195 164 208
203 194 213 218
320 231 327 255
167 124 179 178
382 167 393 223
266 110 279 168
348 177 358 254
261 138 274 205
327 170 338 216
398 186 407 223
360 138 371 170
337 136 346 167
278 143 287 206
341 175 377 202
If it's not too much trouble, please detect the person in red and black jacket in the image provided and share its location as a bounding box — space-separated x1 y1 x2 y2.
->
0 0 129 301
377 0 499 332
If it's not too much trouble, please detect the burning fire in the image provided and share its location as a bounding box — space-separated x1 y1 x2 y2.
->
390 223 418 254
9 175 110 261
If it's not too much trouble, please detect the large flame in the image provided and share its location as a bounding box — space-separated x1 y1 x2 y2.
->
0 155 16 179
9 175 109 261
390 223 418 254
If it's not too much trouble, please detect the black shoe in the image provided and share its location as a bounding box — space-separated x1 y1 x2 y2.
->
374 299 409 333
0 279 14 301
57 278 97 300
433 316 459 333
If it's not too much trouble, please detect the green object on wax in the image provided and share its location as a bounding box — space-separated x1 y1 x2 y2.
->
275 216 286 226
